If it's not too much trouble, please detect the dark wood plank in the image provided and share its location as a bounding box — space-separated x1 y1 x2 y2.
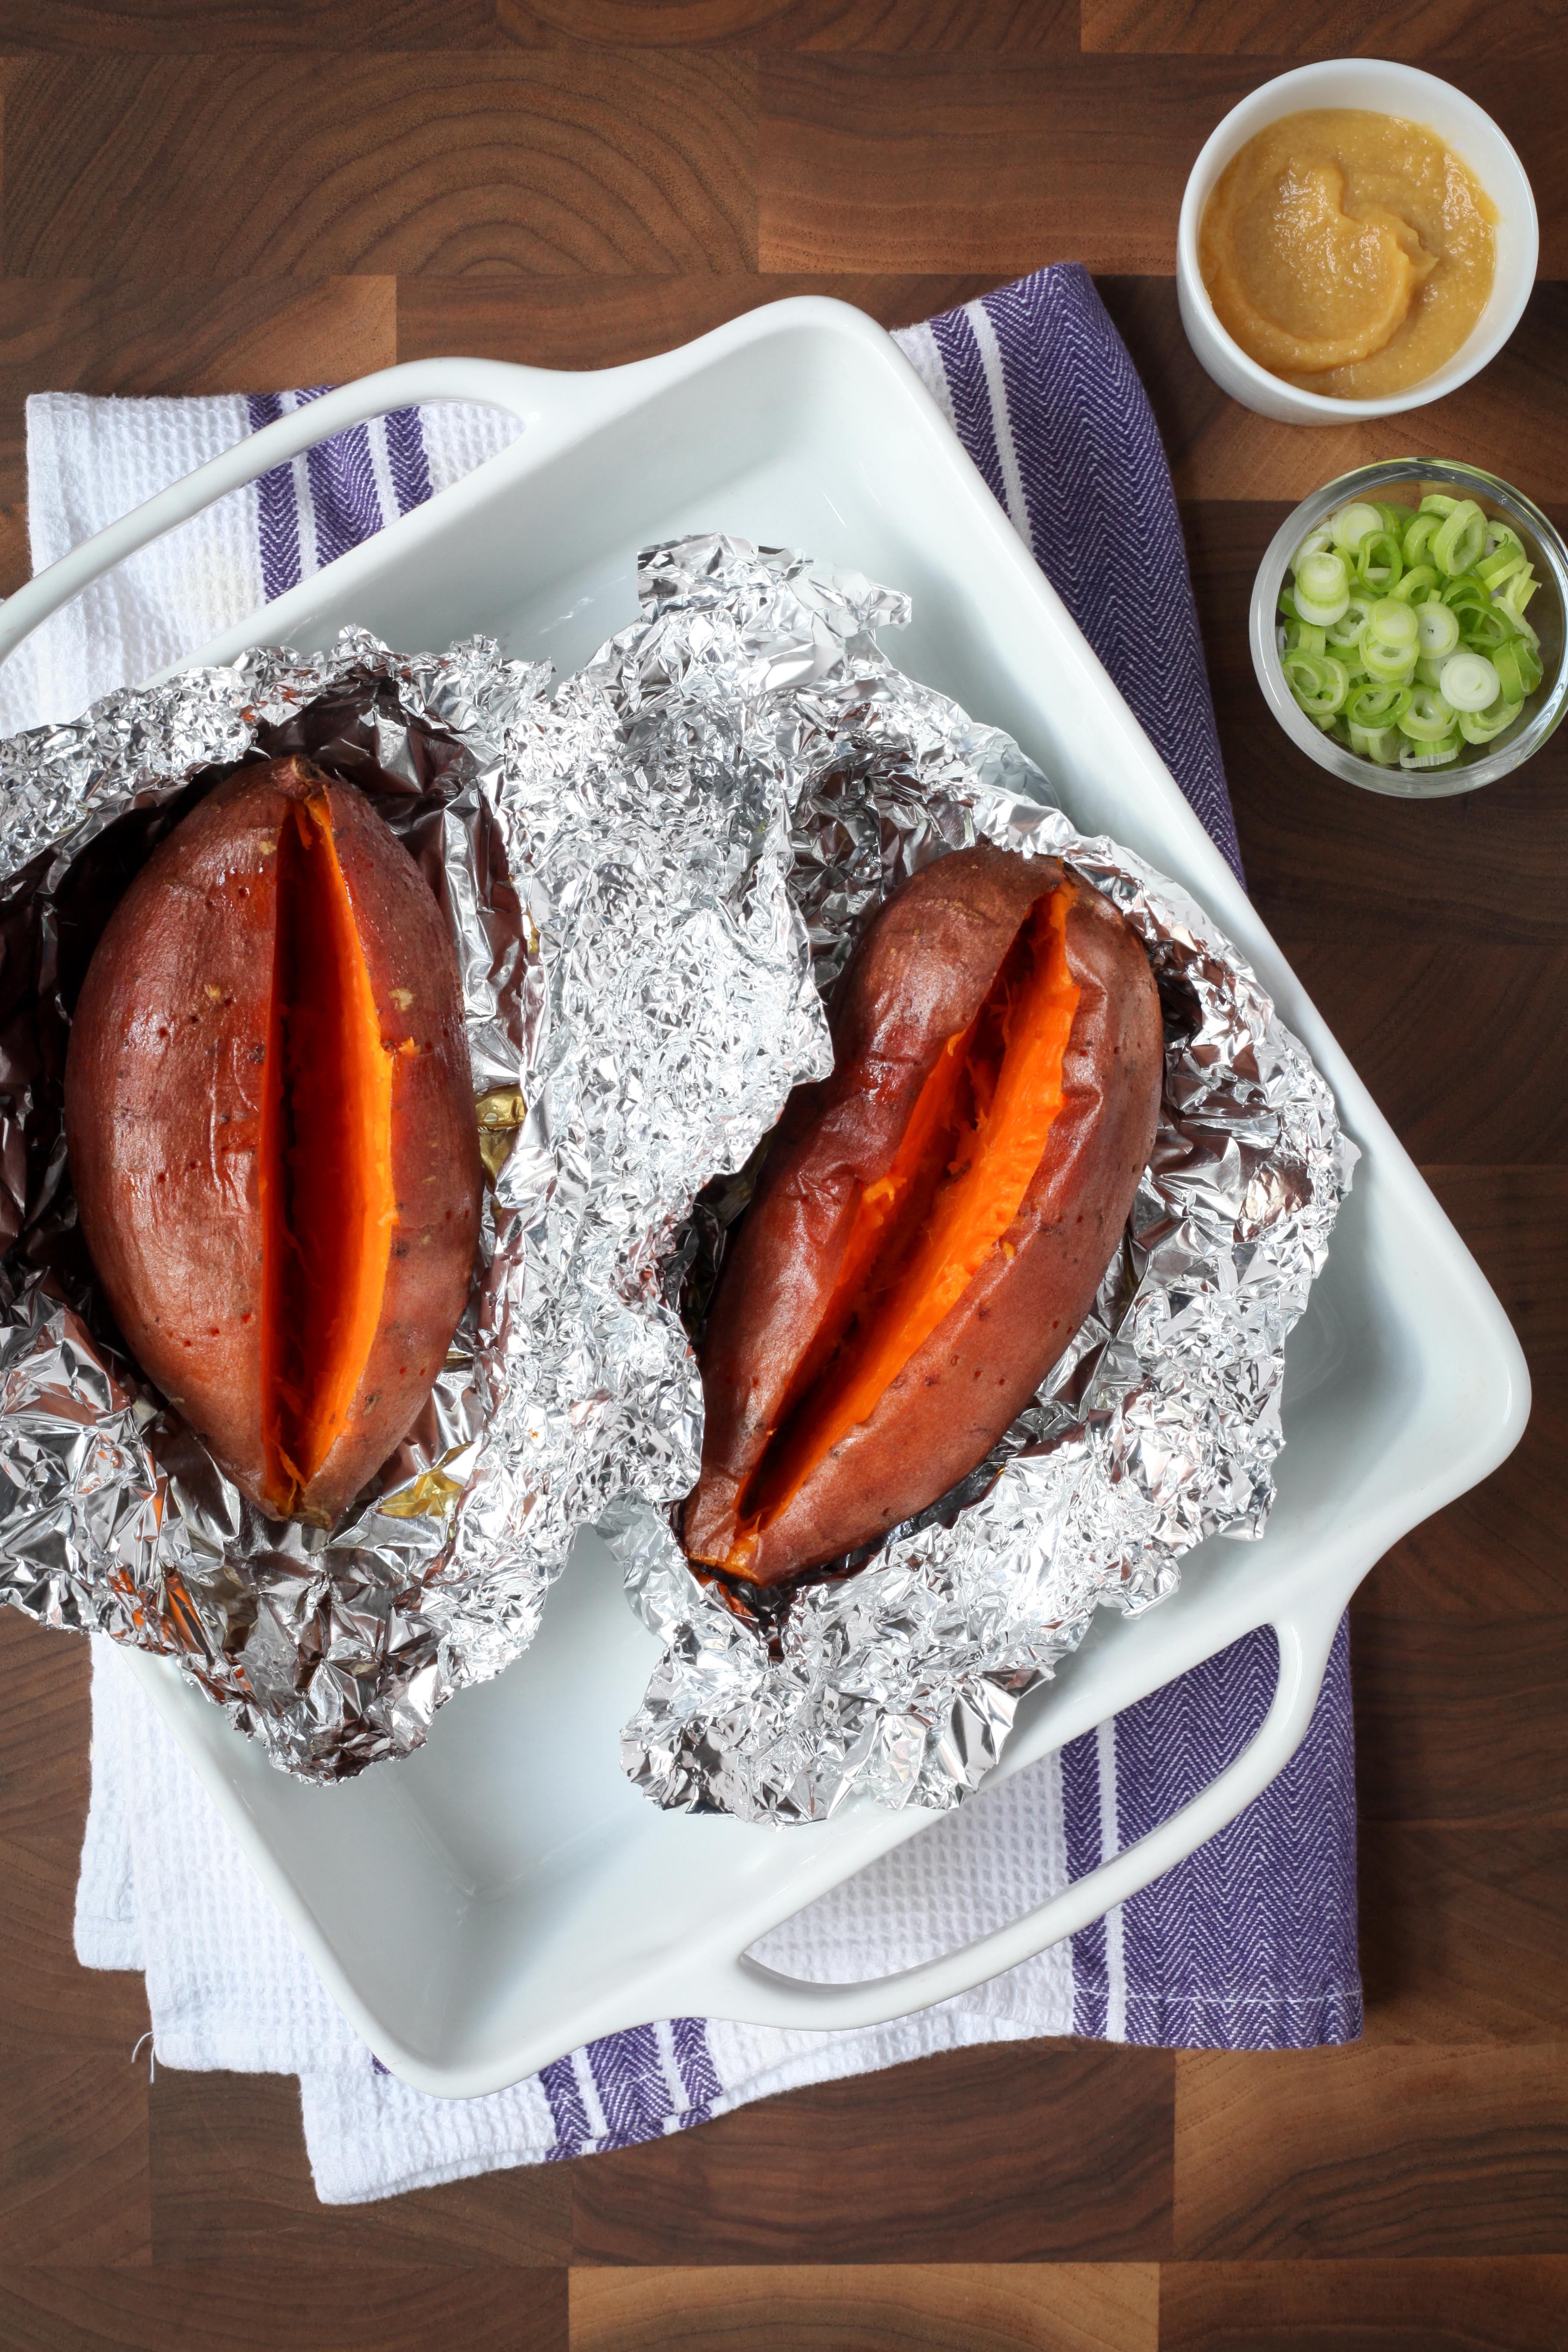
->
0 0 504 42
398 270 999 367
1350 1610 1568 1826
504 0 1080 45
0 2265 567 2352
0 52 757 277
570 2263 1158 2350
1104 278 1568 504
1283 943 1568 1163
1356 1167 1565 1621
1160 2258 1568 2352
758 58 1567 276
569 2043 1174 2264
0 0 1078 45
1085 0 1568 59
1359 1819 1568 2044
0 2047 149 2263
1422 1167 1566 1379
147 2069 572 2265
0 1614 151 2057
1172 2045 1568 2258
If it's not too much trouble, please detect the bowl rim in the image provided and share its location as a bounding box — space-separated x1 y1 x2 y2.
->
1249 458 1568 798
1176 58 1541 423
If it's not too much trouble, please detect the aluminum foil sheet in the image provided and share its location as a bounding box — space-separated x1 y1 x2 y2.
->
612 565 1359 1825
0 541 892 1777
0 532 1354 1809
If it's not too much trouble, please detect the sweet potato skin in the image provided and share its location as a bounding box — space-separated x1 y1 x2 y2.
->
63 756 482 1522
684 842 1164 1586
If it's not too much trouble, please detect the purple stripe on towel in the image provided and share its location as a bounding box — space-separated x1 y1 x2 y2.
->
385 403 433 517
1061 1727 1111 2040
929 307 1011 519
294 386 389 567
671 2013 723 2117
539 2051 593 2156
246 391 302 604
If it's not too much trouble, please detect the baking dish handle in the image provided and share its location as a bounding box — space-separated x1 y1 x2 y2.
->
688 1594 1342 2033
0 356 598 678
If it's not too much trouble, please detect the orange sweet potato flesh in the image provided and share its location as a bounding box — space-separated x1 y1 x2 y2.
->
64 756 483 1524
683 844 1164 1587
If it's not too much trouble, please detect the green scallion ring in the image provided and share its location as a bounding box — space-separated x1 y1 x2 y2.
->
1356 529 1403 592
1398 686 1458 743
1399 735 1461 770
1433 500 1487 577
1415 601 1461 658
1283 649 1350 717
1329 501 1382 554
1457 699 1524 745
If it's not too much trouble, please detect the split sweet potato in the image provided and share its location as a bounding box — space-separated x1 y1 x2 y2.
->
64 755 483 1524
683 842 1164 1587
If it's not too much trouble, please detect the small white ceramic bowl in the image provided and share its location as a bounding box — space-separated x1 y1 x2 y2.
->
1177 60 1539 424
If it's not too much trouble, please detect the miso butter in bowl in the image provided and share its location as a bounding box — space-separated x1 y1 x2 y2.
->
1177 61 1538 424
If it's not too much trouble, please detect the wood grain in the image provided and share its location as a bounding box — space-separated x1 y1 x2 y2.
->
759 57 1566 275
1350 1612 1568 1826
146 2069 572 2265
1358 1820 1568 2044
1363 1165 1565 1624
1083 0 1568 58
0 52 757 277
0 0 504 44
0 2265 568 2352
0 2047 149 2263
1159 2258 1568 2352
568 2043 1174 2263
1172 2045 1568 2258
1100 280 1568 503
505 0 1080 45
0 1615 149 2057
571 2264 1159 2352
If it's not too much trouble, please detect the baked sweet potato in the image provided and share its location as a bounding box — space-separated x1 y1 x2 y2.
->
683 842 1163 1587
64 755 483 1524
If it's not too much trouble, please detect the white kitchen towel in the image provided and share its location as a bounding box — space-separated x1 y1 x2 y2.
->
12 268 1358 2204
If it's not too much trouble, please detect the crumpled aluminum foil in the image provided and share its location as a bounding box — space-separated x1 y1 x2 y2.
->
0 531 1354 1813
0 540 892 1778
611 564 1359 1825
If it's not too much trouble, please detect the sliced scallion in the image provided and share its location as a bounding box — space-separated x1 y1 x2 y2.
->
1398 685 1458 742
1356 529 1403 592
1294 551 1352 625
1280 492 1552 774
1416 601 1461 658
1399 735 1461 769
1283 649 1350 718
1458 698 1524 745
1433 500 1487 576
1329 501 1382 554
1439 652 1503 712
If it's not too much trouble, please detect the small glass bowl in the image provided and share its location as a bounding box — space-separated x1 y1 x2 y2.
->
1249 459 1568 799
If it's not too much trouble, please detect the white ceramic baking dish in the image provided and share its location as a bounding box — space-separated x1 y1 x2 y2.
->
0 301 1528 2098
